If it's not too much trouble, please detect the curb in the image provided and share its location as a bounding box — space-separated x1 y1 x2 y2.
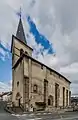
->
4 107 15 114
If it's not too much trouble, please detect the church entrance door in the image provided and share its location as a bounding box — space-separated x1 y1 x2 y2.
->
18 98 20 106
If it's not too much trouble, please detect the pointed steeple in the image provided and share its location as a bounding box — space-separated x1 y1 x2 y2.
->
16 9 27 43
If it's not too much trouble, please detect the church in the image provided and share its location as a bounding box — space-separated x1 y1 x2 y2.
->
11 16 71 112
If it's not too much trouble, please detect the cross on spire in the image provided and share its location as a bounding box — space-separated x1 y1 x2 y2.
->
19 7 22 18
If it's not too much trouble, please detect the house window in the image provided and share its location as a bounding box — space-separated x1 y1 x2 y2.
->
33 84 38 93
20 49 24 56
17 81 19 87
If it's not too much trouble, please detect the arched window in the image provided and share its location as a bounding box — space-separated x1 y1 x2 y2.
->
16 92 20 98
25 51 28 55
20 49 24 56
16 92 21 100
48 99 51 105
33 84 38 93
17 81 19 87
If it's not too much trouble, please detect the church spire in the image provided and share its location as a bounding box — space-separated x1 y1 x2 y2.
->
16 8 27 43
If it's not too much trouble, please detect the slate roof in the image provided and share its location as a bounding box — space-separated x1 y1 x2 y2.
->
16 18 27 43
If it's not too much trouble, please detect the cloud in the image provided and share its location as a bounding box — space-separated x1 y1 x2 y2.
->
0 81 11 93
0 42 11 61
60 63 78 74
0 0 78 95
27 15 55 54
52 0 78 35
25 0 78 96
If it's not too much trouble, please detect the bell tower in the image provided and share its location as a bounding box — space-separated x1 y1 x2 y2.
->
11 9 33 106
11 9 33 65
16 8 27 43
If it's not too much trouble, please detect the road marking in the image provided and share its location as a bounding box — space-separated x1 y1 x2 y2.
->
43 113 47 114
48 113 51 114
11 114 15 116
30 113 34 116
21 114 27 116
36 118 42 120
27 118 35 120
12 114 21 118
26 118 42 120
11 114 20 117
37 113 41 115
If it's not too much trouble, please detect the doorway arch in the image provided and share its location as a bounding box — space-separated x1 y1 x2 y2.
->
16 92 22 106
48 95 53 106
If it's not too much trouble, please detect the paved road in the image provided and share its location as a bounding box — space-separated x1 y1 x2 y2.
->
10 112 78 120
1 110 78 120
0 101 18 120
1 101 78 119
0 113 18 120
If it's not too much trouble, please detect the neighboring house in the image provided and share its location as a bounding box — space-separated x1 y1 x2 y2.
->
11 16 71 111
2 92 9 101
7 91 12 102
0 91 12 102
0 94 3 101
71 97 78 106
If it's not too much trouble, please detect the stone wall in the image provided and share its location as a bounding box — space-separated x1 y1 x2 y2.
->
12 60 24 106
12 36 71 110
24 57 70 109
12 37 32 64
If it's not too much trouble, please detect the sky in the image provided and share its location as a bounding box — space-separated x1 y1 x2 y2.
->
0 0 78 96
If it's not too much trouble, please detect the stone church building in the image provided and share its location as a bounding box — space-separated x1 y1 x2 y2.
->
11 17 71 111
